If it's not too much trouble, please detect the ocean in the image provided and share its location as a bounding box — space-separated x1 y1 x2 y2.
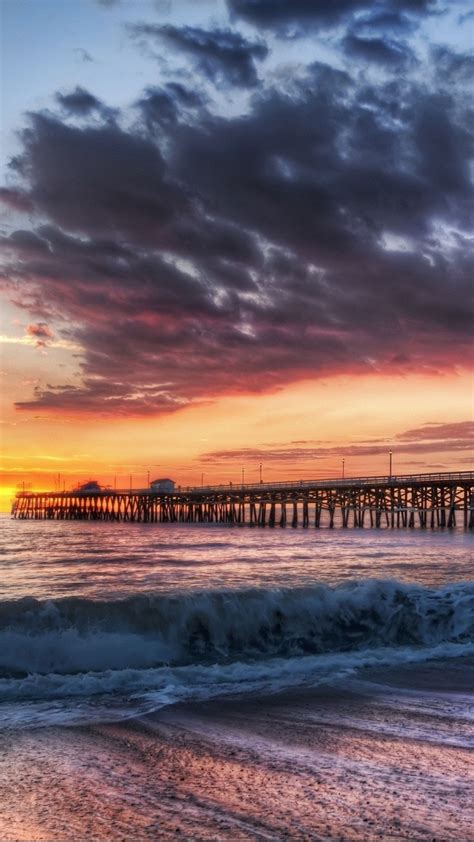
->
1 517 473 840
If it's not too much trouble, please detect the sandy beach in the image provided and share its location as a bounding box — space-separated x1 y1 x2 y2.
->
2 657 473 842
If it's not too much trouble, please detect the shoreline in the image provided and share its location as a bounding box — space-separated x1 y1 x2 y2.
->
1 658 473 841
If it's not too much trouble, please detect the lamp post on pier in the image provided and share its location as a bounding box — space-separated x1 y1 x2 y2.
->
259 462 263 484
342 458 345 479
389 449 393 480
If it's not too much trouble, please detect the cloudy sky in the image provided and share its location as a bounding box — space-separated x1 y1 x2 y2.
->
0 0 473 502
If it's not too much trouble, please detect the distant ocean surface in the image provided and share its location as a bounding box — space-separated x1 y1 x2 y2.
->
1 518 473 730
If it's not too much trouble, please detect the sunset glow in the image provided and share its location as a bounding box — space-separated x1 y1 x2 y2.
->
1 0 472 510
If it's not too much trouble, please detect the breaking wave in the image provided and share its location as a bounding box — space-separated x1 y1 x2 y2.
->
0 579 473 725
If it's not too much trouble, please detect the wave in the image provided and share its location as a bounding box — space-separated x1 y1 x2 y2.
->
0 580 473 727
1 579 472 679
4 640 474 729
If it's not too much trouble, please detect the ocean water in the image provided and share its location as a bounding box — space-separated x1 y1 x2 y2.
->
1 517 473 732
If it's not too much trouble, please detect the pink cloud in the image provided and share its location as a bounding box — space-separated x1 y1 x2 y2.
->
26 323 54 347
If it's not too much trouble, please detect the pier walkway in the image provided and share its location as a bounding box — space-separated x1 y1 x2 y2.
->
12 471 474 528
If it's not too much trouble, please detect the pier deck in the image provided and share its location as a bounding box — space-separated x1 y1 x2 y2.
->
12 471 474 528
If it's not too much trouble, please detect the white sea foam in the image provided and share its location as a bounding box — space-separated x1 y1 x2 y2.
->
2 640 474 729
0 578 473 728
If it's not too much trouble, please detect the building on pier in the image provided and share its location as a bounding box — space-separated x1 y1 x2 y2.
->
74 480 102 493
150 478 175 492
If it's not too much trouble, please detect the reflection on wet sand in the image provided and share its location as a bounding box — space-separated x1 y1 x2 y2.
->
2 660 473 841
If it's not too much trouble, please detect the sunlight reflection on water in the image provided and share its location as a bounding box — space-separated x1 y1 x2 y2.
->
1 517 472 600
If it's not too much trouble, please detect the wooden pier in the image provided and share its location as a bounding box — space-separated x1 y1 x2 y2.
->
11 471 474 529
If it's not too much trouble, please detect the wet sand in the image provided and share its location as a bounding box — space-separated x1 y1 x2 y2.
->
1 660 473 841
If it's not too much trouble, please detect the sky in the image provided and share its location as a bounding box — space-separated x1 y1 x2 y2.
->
0 0 473 508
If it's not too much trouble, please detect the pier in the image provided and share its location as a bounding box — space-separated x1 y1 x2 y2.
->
11 471 474 528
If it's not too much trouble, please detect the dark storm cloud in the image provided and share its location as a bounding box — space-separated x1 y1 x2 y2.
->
2 224 227 320
131 23 268 87
0 187 34 213
1 24 473 415
342 34 414 66
352 10 418 33
170 60 472 249
458 9 474 24
431 46 474 86
227 0 438 32
15 380 188 416
56 86 103 115
136 84 206 129
10 112 189 244
227 0 366 29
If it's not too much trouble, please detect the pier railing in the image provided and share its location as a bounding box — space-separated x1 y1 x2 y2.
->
14 470 473 499
187 470 474 494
